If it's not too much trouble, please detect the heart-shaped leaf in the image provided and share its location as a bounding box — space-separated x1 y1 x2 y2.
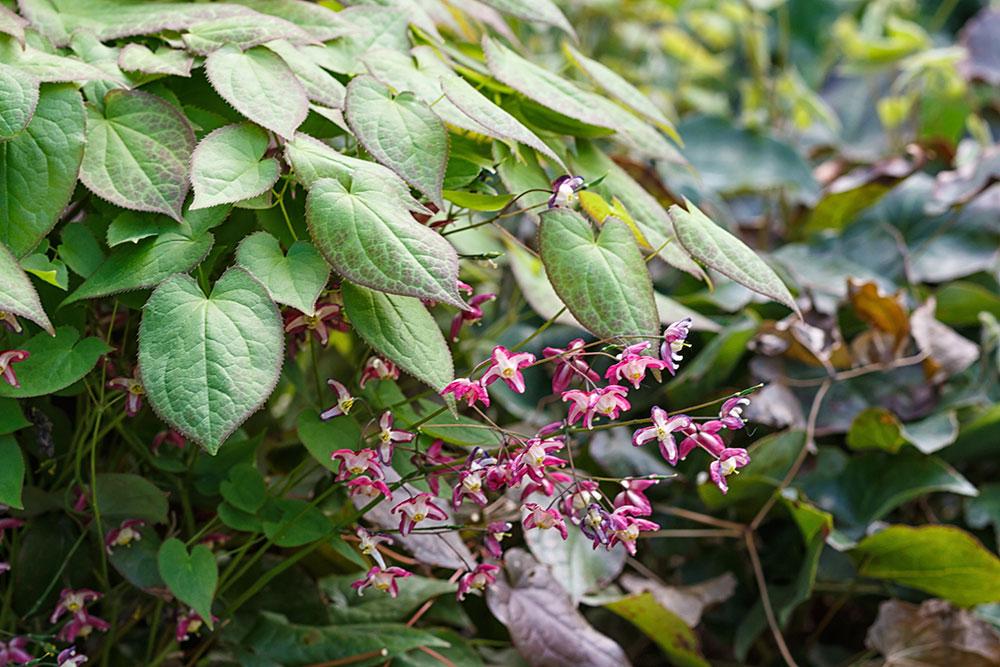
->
0 326 110 398
80 89 195 221
305 174 464 308
93 473 170 524
191 123 281 209
341 281 454 391
158 538 218 627
0 242 54 334
235 232 329 314
205 44 308 140
669 199 799 314
344 75 447 207
220 463 266 514
0 64 38 139
539 208 659 339
138 267 284 454
0 84 85 258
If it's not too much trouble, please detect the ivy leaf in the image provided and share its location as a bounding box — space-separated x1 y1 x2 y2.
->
205 44 308 140
138 267 284 454
80 89 195 221
478 0 575 36
669 198 799 314
305 174 464 308
341 281 454 391
0 242 54 335
344 75 447 207
538 208 659 338
0 84 85 258
190 123 281 209
235 231 329 314
0 435 25 509
852 525 1000 607
0 64 38 140
157 538 218 628
0 326 110 398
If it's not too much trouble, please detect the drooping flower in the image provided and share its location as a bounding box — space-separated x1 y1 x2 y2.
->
450 291 496 342
351 566 412 597
484 456 515 491
481 346 536 394
107 369 144 417
709 448 751 494
607 507 659 555
104 519 144 555
453 469 488 509
356 526 392 568
660 318 692 375
57 611 110 642
591 385 631 424
391 493 448 536
716 397 750 430
521 503 568 540
375 411 414 465
580 503 613 548
457 563 500 601
562 389 596 429
330 448 382 481
440 378 490 409
0 350 29 388
0 311 21 333
613 478 659 516
0 637 32 665
484 521 512 558
419 440 459 495
548 175 585 208
519 469 573 500
175 610 216 643
631 408 692 465
359 356 399 389
50 588 102 624
676 420 726 461
605 342 668 389
284 302 348 347
561 479 603 521
151 430 186 455
347 475 393 502
511 437 566 484
321 378 355 420
542 338 599 393
56 646 88 667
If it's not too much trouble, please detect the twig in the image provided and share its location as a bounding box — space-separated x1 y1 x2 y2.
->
307 648 389 667
745 531 798 667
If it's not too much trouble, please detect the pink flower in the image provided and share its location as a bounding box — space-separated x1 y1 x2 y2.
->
440 378 490 409
347 475 392 502
175 610 216 643
521 503 568 540
543 338 599 393
356 527 392 568
56 647 88 667
709 448 751 494
562 389 597 429
631 407 692 465
330 448 382 481
450 291 495 342
104 519 144 555
0 518 25 535
512 438 566 484
677 421 726 461
375 411 414 465
591 385 631 423
351 566 412 597
452 469 488 509
321 378 355 420
50 588 101 624
484 457 515 491
0 311 21 334
613 478 658 516
359 356 399 388
484 521 512 558
0 350 29 388
579 503 613 547
284 302 348 347
481 346 535 393
660 318 692 375
0 637 32 665
107 369 144 417
391 493 448 536
561 479 603 520
717 397 750 430
548 175 585 208
605 342 668 389
457 563 500 600
151 430 186 454
419 440 459 495
519 469 572 500
57 610 110 642
607 507 659 555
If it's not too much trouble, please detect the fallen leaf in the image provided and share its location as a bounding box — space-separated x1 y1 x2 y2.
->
619 572 737 627
911 298 980 383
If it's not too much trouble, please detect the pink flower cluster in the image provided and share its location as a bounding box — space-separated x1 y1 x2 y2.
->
50 588 110 642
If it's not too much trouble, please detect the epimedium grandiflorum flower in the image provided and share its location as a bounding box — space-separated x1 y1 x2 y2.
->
374 411 414 465
592 385 631 424
452 449 495 509
351 565 412 598
440 377 490 409
548 174 585 208
481 345 536 394
521 503 568 540
0 637 32 665
418 440 459 495
613 478 659 516
175 610 217 643
106 368 144 417
562 479 602 522
677 420 726 461
511 437 566 484
57 610 110 642
519 468 572 500
56 647 88 667
0 310 21 333
450 289 496 342
484 521 512 558
605 342 669 389
0 350 29 388
356 526 392 568
330 448 382 481
321 378 355 420
104 519 144 555
607 506 659 556
632 408 693 465
660 317 692 375
283 302 348 347
391 492 448 536
151 429 186 455
580 503 613 548
456 563 500 601
347 475 393 502
709 448 751 494
359 356 399 389
716 396 750 430
543 338 599 393
50 588 101 624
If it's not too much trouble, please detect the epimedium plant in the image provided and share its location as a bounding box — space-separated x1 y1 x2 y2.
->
0 0 999 666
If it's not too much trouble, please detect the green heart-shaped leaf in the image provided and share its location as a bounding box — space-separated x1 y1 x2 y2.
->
235 231 329 314
158 538 217 627
0 64 38 139
538 208 659 339
138 267 284 454
0 326 110 398
191 123 281 210
0 241 54 334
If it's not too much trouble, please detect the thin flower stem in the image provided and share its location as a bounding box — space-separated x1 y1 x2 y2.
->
645 528 742 538
745 531 799 667
512 306 567 352
655 505 744 531
306 649 389 667
274 181 298 242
